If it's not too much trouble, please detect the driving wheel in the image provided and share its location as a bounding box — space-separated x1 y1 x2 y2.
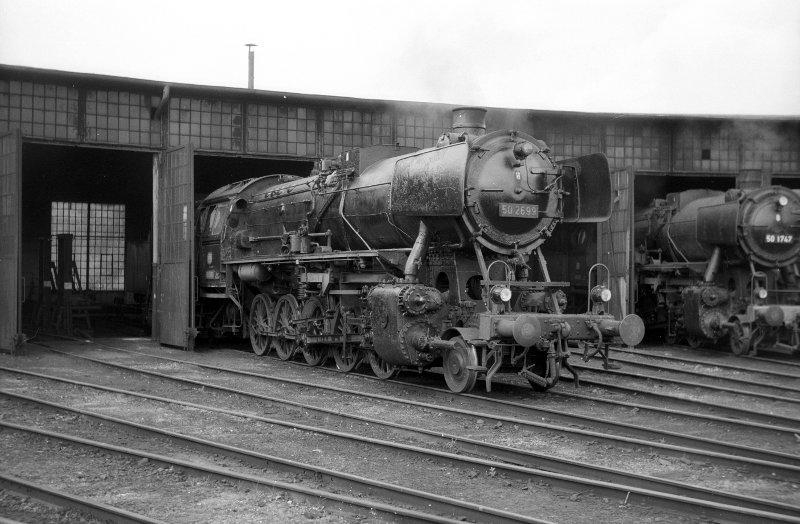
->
331 308 363 372
300 296 328 366
270 294 300 360
248 294 274 356
368 351 398 379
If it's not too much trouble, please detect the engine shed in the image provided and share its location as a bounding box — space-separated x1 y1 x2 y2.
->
1 64 798 350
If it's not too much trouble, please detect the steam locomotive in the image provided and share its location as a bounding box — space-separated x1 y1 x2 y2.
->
195 108 645 392
635 185 800 355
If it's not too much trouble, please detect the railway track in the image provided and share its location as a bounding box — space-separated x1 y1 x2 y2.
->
0 472 167 524
5 358 800 492
607 345 800 380
555 374 799 428
2 416 519 524
26 342 800 475
571 350 800 396
1 336 797 522
7 382 795 523
570 350 800 400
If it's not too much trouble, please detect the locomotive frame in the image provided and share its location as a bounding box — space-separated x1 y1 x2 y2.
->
633 181 800 355
188 108 645 393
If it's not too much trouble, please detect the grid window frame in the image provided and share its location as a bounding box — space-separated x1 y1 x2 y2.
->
602 123 670 171
394 112 450 150
51 201 126 291
1 80 80 140
673 122 740 172
739 122 800 173
247 103 317 156
85 89 161 147
541 122 604 164
322 109 393 156
169 96 242 151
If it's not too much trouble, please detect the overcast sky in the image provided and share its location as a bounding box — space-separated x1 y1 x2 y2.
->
1 0 799 116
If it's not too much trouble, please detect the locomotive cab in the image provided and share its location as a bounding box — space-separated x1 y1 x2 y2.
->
197 200 228 289
196 178 262 291
195 175 301 339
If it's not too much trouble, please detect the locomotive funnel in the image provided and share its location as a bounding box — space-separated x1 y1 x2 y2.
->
451 107 487 136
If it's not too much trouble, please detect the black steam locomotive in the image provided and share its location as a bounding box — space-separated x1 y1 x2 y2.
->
635 185 800 355
195 108 644 392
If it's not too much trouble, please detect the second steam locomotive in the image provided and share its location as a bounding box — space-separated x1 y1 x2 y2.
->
196 108 644 392
635 184 800 355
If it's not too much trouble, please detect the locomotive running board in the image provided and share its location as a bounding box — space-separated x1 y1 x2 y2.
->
480 280 570 288
224 248 411 265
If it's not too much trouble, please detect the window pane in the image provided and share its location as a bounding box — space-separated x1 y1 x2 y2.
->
51 201 126 291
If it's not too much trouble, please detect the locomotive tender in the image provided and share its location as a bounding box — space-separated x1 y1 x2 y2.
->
196 108 645 392
635 184 800 355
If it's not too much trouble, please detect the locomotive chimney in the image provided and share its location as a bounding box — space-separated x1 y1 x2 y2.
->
451 107 487 136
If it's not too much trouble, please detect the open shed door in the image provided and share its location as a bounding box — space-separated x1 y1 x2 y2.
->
154 144 195 350
0 130 22 351
597 167 634 320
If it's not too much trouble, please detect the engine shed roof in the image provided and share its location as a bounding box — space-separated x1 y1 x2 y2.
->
2 63 798 122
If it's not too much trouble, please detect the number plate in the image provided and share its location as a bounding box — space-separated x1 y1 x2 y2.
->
499 203 539 218
765 234 794 244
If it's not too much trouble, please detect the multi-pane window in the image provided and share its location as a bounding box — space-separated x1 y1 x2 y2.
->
247 104 317 156
395 112 450 150
169 96 242 150
740 122 800 173
673 122 739 172
540 121 603 163
85 89 161 147
0 80 80 140
322 109 393 156
51 202 125 291
604 123 670 170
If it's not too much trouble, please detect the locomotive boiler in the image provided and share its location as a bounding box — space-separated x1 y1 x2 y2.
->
196 108 645 392
635 185 800 354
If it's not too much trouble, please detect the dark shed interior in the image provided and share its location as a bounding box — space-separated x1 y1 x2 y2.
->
20 143 312 335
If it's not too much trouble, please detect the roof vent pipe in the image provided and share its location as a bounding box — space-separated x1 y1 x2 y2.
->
245 44 257 89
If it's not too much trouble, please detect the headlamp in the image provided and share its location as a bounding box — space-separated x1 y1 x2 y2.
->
590 285 612 303
490 286 513 304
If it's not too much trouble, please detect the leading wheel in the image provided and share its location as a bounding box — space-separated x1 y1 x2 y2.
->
368 352 398 379
728 320 752 356
300 297 328 366
249 294 274 356
443 336 478 393
331 308 363 372
271 295 300 361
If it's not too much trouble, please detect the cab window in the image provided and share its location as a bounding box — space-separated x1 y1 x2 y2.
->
198 205 225 236
207 205 225 236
